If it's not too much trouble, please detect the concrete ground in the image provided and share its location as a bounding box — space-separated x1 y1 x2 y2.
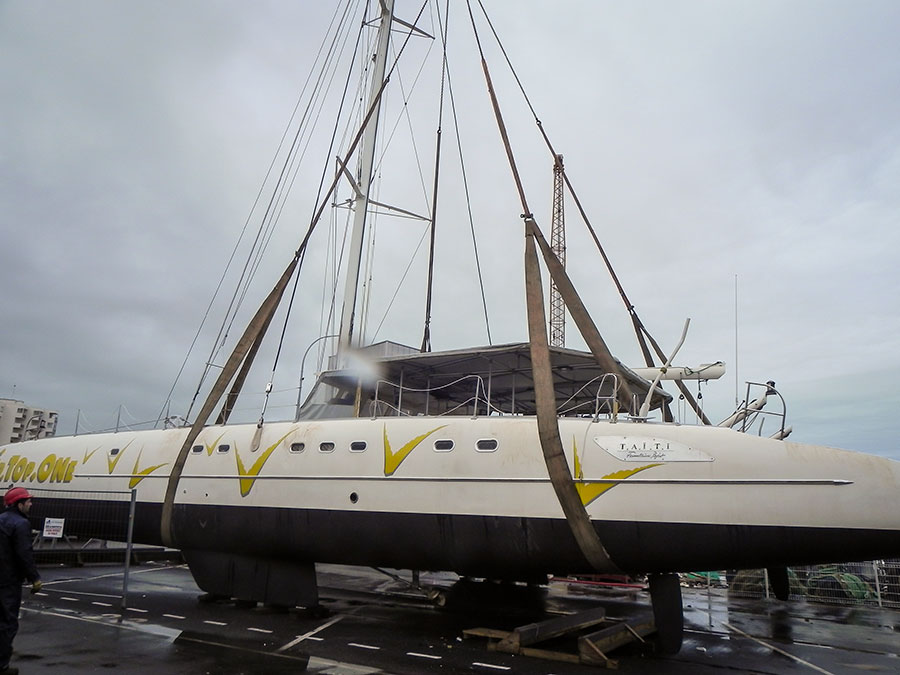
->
8 561 900 674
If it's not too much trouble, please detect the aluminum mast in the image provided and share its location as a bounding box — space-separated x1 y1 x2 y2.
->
337 0 396 354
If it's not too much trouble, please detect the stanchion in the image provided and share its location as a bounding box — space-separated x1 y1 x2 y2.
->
121 488 137 610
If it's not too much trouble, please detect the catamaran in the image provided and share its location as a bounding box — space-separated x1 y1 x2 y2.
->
5 1 899 654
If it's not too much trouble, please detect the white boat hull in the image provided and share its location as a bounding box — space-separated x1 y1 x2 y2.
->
7 417 899 576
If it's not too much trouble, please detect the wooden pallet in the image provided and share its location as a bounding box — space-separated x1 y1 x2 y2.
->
463 607 656 669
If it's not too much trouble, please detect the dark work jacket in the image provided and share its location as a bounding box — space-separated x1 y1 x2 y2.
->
0 506 40 587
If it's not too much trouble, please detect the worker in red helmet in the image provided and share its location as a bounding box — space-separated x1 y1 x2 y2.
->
0 487 41 674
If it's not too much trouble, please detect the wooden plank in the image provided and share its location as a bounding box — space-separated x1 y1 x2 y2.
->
520 646 583 665
579 616 655 661
462 627 510 640
513 606 608 646
579 637 619 669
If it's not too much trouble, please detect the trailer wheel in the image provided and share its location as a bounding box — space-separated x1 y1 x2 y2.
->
649 573 683 655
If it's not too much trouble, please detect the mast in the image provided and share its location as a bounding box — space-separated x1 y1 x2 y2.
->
338 0 395 354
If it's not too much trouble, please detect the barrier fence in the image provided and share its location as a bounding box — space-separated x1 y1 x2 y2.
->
688 560 900 610
29 487 137 609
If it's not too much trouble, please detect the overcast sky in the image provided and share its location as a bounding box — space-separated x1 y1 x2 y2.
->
1 1 898 460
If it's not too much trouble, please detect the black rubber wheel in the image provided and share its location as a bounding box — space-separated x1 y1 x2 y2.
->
649 573 684 655
768 567 790 600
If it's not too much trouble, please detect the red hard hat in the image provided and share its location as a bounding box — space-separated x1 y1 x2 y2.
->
4 486 33 507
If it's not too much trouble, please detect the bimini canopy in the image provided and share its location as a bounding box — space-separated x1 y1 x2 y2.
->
298 341 672 420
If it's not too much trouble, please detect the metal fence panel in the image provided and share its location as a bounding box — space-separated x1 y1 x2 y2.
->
718 560 900 609
29 486 137 609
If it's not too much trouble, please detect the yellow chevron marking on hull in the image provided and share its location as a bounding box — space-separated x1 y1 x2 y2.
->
204 432 227 457
573 439 660 507
235 429 296 497
83 445 102 464
128 450 168 489
106 440 135 474
383 425 447 477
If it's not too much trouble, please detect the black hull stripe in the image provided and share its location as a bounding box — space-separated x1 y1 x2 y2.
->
31 499 900 576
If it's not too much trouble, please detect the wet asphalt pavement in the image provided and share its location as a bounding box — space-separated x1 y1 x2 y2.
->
9 560 900 674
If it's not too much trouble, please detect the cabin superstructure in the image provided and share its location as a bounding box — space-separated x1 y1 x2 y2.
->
299 341 673 421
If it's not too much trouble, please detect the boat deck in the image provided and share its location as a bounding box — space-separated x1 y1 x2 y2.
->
13 560 900 674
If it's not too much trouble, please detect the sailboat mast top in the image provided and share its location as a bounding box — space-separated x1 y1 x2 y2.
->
338 0 396 354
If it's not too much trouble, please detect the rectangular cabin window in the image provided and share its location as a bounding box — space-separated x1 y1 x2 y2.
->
476 438 498 453
319 442 335 453
191 445 203 454
433 439 454 452
349 441 367 453
289 442 305 453
217 444 230 454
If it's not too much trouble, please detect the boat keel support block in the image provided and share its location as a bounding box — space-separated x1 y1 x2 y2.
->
183 550 318 608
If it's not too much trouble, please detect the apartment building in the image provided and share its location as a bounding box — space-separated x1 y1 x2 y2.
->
0 399 58 444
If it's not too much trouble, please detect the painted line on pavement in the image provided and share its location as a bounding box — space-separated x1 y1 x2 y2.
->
276 615 343 652
722 621 835 675
33 586 120 599
21 607 181 639
407 652 441 660
41 563 186 586
174 633 311 664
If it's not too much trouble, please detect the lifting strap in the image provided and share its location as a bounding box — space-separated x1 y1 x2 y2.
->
160 255 299 547
216 307 276 425
156 16 427 545
466 5 620 570
525 219 619 572
527 219 634 410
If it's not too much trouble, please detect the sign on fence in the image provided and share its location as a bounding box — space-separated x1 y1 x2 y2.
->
42 517 65 539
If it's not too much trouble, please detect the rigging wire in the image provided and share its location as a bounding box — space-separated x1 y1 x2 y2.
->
376 32 436 206
207 0 365 425
301 3 373 360
370 219 432 342
178 0 359 423
472 0 703 423
232 0 365 414
318 205 353 373
259 244 309 425
356 6 438 345
443 10 492 344
252 0 431 415
225 0 363 349
421 0 450 352
257 0 369 419
358 172 380 345
304 6 370 363
344 11 387 348
250 0 365 286
300 0 427 354
291 1 432 296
